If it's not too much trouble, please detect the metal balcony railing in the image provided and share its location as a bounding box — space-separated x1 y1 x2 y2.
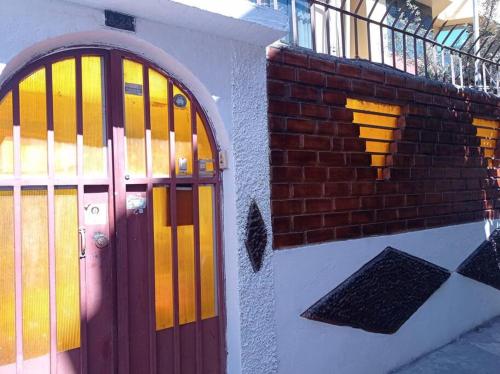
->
255 0 500 95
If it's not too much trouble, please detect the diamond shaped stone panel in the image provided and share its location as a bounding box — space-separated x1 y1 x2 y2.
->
457 229 500 290
301 247 451 334
245 201 267 272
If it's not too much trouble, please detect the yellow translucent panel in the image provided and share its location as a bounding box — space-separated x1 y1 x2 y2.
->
484 148 495 158
149 69 169 177
197 114 214 176
473 118 498 129
173 86 192 176
365 141 390 153
476 127 498 139
177 188 195 325
199 186 216 319
0 93 13 176
359 126 394 141
352 112 398 128
55 189 80 352
153 186 173 330
53 59 77 176
123 59 146 176
481 139 496 149
82 56 107 177
0 190 15 365
371 154 386 167
346 98 401 115
20 68 47 176
22 189 49 360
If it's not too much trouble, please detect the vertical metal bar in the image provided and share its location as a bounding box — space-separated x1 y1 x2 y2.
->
482 62 487 91
353 0 365 59
75 54 88 374
310 2 317 52
45 63 57 374
441 46 446 81
290 0 298 45
402 33 407 72
12 84 23 374
450 53 456 85
273 0 278 10
168 80 181 374
191 105 203 374
423 40 429 78
380 24 385 64
391 29 396 67
340 0 347 58
143 65 157 374
433 44 438 80
325 0 331 55
459 54 464 87
366 0 380 62
413 37 418 75
110 50 130 374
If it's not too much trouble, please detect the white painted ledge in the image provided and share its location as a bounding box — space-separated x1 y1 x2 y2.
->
62 0 288 46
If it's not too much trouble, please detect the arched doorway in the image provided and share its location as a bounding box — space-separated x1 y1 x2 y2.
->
0 48 224 374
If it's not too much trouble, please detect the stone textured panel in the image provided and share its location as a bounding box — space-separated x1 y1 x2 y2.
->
301 247 451 334
457 229 500 290
245 200 267 272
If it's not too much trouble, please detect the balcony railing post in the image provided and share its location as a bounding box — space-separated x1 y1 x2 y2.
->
291 0 298 45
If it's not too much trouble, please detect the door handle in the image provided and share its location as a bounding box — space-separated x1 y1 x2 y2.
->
79 227 87 259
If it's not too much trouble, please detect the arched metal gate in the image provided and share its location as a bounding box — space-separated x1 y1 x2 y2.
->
0 48 224 374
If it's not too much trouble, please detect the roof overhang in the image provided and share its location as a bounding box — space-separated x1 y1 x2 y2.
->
62 0 288 47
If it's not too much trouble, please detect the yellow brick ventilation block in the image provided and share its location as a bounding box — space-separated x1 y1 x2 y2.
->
346 98 401 179
472 117 499 168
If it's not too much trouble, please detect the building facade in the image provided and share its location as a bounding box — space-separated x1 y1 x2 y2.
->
0 0 499 373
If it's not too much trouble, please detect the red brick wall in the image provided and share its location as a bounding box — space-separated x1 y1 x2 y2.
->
268 46 500 249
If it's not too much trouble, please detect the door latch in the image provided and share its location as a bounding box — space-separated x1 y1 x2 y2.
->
79 227 87 259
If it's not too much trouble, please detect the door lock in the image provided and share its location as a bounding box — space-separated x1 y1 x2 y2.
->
94 232 110 249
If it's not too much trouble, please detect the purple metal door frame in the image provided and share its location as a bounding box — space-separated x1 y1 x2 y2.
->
0 46 226 374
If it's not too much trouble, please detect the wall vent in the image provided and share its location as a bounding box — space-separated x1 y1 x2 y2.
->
346 99 401 180
105 10 135 32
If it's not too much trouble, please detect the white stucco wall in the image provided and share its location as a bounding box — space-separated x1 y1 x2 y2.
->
0 1 283 373
273 220 500 374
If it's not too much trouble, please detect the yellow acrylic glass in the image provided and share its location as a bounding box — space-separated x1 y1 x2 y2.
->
371 154 386 167
346 98 401 116
177 188 195 324
173 86 192 176
149 69 170 177
476 127 498 139
197 114 214 176
20 68 47 176
481 139 496 149
473 118 498 129
365 141 390 154
82 56 107 177
153 186 174 330
359 126 393 141
0 92 13 176
55 188 80 352
0 190 15 365
352 112 398 128
484 148 495 158
22 189 49 360
123 59 146 176
52 59 77 176
199 185 217 319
